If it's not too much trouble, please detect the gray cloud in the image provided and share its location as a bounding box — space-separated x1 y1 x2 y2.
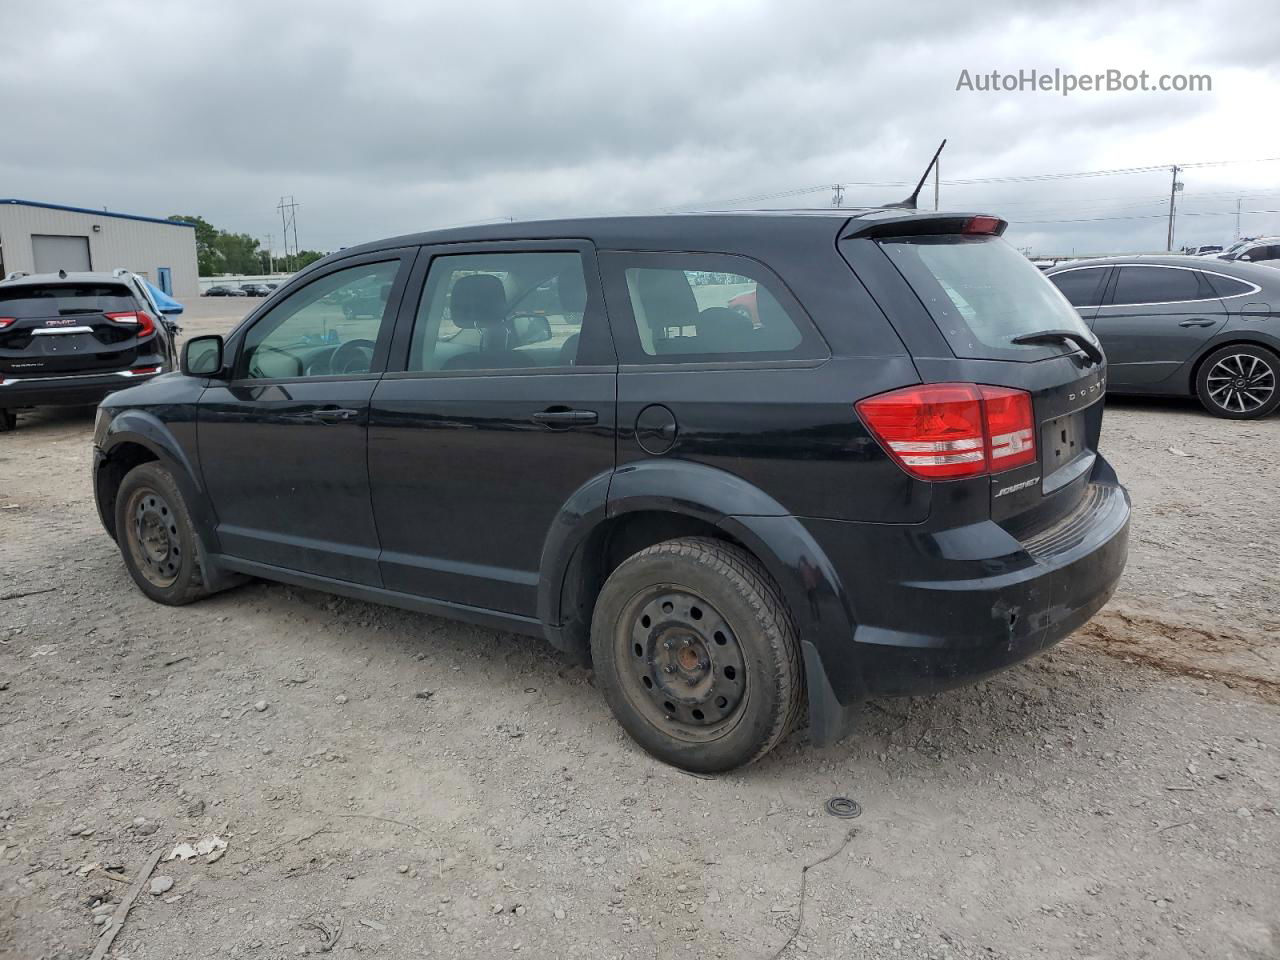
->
3 0 1277 256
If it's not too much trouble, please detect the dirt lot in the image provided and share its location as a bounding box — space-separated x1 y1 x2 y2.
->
2 299 1278 959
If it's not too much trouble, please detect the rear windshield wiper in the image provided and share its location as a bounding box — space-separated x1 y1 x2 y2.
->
1011 329 1103 365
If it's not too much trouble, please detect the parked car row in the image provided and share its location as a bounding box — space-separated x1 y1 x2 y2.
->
89 209 1132 771
203 282 279 297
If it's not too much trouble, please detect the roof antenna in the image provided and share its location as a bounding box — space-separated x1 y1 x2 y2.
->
883 139 947 210
58 268 67 279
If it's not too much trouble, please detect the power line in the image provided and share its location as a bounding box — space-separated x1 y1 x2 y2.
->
276 196 300 265
1008 208 1280 225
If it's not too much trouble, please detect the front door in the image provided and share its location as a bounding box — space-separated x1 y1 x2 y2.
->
1093 264 1227 387
198 252 413 584
369 242 617 616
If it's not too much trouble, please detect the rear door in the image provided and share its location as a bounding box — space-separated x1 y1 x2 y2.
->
368 241 616 617
1093 265 1228 387
0 281 147 378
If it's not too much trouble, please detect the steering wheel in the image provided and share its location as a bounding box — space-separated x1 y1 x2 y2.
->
329 339 376 375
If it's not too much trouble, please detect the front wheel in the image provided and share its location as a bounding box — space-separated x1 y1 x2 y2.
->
590 537 804 773
1196 344 1280 419
115 462 212 605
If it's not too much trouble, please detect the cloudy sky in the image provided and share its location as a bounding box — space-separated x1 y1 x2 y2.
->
3 0 1278 257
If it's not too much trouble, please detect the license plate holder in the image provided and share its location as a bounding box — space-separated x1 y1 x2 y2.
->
41 333 93 354
1041 411 1086 476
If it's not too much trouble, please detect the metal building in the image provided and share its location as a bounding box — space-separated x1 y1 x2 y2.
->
0 199 199 299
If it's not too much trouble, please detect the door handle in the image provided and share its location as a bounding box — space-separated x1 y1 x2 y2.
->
1178 318 1217 327
311 407 360 423
532 407 598 427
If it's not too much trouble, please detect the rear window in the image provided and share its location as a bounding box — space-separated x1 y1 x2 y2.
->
0 283 138 318
880 235 1093 361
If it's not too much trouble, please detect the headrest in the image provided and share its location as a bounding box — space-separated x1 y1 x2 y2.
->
558 269 587 314
635 269 699 327
450 274 506 329
694 306 754 350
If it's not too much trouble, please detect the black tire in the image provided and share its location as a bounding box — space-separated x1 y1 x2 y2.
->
590 537 804 773
1195 344 1280 419
0 409 16 432
115 462 212 605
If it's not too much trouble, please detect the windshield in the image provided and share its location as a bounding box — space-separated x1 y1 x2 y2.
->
879 235 1093 361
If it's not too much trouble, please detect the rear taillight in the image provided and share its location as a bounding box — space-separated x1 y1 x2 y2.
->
856 383 1037 480
979 386 1036 470
106 311 155 337
0 317 15 329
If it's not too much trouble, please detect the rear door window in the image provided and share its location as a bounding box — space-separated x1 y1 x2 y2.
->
879 235 1093 361
1110 266 1214 306
600 252 826 363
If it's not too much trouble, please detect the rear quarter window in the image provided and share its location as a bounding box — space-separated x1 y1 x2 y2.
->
1203 272 1258 299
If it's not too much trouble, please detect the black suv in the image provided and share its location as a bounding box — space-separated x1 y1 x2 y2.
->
0 270 179 431
92 211 1130 771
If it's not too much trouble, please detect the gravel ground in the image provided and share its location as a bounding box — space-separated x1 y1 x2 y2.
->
2 300 1278 959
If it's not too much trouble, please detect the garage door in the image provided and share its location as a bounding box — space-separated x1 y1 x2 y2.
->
32 234 92 273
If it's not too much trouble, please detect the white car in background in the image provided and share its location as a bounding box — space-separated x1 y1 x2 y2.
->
1216 237 1280 267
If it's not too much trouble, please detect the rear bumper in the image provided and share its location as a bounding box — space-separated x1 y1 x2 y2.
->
800 469 1130 708
0 368 162 408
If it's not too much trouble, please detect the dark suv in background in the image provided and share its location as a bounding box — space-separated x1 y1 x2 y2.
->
92 210 1130 771
0 269 180 431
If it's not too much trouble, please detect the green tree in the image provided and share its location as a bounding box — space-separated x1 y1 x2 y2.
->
168 214 220 275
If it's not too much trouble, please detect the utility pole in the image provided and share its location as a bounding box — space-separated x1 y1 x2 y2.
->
265 233 275 274
276 196 300 270
831 184 845 207
1166 165 1182 251
934 156 940 211
1235 198 1242 239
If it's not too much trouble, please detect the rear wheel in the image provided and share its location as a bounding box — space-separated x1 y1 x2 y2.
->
1196 344 1280 419
590 537 803 773
0 409 16 432
115 462 211 605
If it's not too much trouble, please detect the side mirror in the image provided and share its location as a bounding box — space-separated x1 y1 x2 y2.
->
511 313 552 346
182 335 225 377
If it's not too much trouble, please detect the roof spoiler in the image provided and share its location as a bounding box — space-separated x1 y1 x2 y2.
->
882 139 947 210
842 212 1008 240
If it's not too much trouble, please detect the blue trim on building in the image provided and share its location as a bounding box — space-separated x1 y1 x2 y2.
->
0 199 196 228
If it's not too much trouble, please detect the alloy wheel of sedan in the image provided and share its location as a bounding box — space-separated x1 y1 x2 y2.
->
1204 352 1276 415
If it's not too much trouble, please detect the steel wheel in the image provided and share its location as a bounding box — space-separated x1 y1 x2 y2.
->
1204 352 1276 415
124 486 183 588
615 587 749 743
